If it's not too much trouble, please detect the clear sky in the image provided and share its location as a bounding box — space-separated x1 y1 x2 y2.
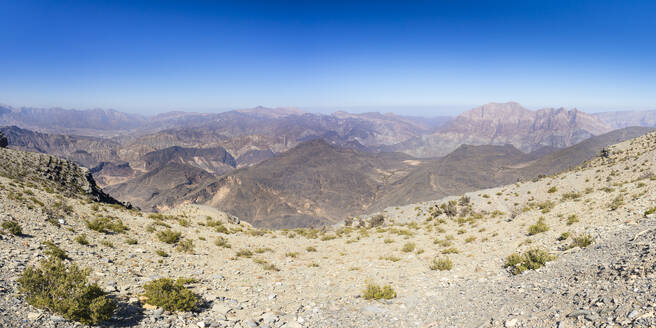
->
1 0 655 115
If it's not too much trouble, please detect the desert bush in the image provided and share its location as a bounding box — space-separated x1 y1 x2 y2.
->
155 250 169 257
85 216 128 234
379 255 401 262
433 238 453 247
214 236 231 248
441 247 459 254
235 249 253 258
306 246 317 252
75 234 90 245
429 256 453 271
528 217 549 235
569 234 594 249
609 195 624 211
176 239 194 254
645 207 656 216
547 186 557 193
504 248 555 275
125 238 138 245
18 257 116 324
557 232 570 241
142 278 198 312
362 282 396 300
401 242 416 253
285 252 299 258
157 229 182 244
2 220 22 235
566 214 579 225
42 240 68 260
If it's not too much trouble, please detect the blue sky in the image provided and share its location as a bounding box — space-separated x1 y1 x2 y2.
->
0 0 655 116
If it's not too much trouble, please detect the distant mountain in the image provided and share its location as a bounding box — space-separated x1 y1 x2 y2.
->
594 110 656 129
179 139 417 228
0 105 146 135
141 146 236 175
104 162 216 211
386 102 613 157
0 126 121 168
373 126 653 209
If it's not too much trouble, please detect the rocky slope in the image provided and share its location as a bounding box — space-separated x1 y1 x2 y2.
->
1 127 656 328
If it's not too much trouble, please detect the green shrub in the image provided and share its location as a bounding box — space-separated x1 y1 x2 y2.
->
504 248 555 275
547 186 557 193
157 229 182 244
285 252 299 258
142 278 198 312
569 234 594 249
528 217 549 235
429 256 453 271
645 207 656 216
305 246 317 252
362 282 396 300
155 250 169 257
42 240 68 260
557 232 570 241
125 238 138 245
75 234 90 245
18 257 116 324
85 216 128 234
2 220 22 235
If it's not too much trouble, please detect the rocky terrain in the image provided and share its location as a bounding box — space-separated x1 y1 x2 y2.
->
1 127 656 327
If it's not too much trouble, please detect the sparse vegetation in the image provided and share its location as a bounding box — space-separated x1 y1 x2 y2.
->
528 217 549 235
429 256 453 271
214 236 231 248
566 214 580 225
176 239 194 253
569 234 594 249
75 234 90 245
441 247 459 254
42 240 68 260
2 220 22 235
362 282 396 300
142 278 198 312
85 216 128 234
504 248 555 275
18 257 116 324
401 242 416 253
609 195 624 210
157 229 182 244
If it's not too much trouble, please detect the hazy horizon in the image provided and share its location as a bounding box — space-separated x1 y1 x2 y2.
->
2 1 655 116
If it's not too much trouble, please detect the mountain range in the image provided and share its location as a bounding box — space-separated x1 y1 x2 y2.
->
2 101 655 227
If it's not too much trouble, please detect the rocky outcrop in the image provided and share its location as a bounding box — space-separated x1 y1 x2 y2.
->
0 131 7 148
0 146 126 206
